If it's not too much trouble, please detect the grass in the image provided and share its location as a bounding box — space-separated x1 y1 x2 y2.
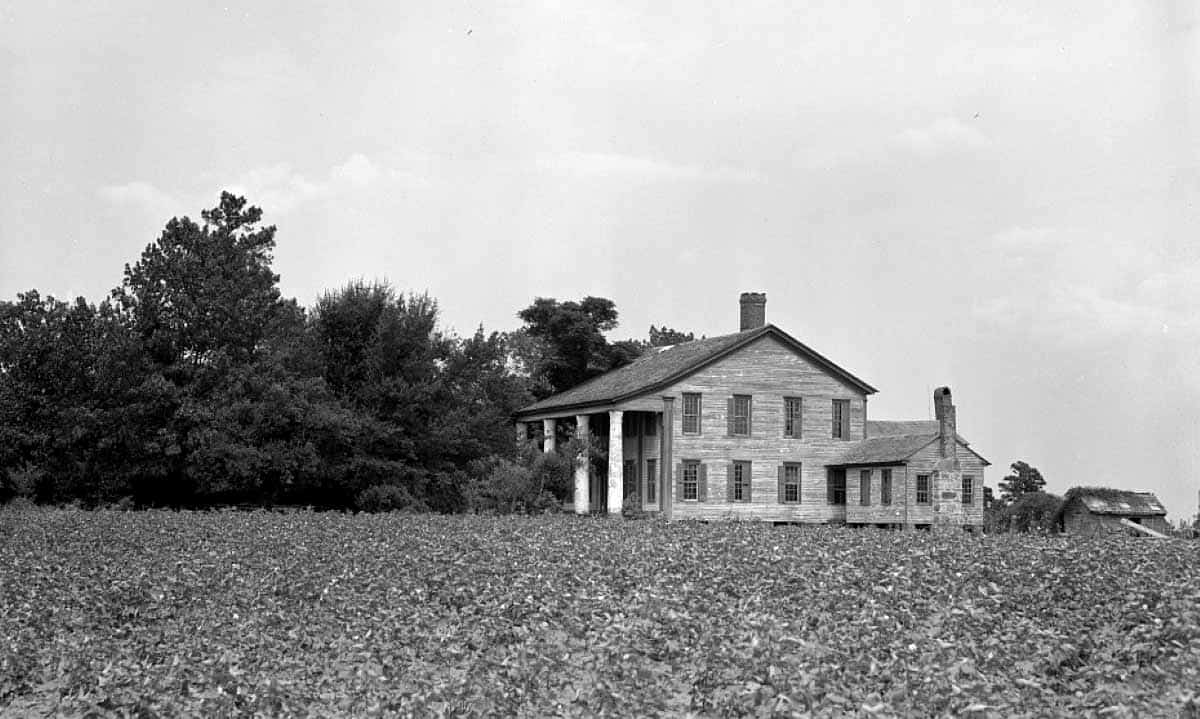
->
1 508 1198 717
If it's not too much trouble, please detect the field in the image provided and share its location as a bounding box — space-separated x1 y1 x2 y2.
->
2 510 1198 718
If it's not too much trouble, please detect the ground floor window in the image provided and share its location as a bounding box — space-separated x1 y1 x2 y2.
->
682 461 699 501
646 459 657 502
780 463 801 503
962 475 974 505
731 461 751 502
828 469 846 505
916 474 931 504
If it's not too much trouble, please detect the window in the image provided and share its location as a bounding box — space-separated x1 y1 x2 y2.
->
781 463 801 503
729 395 751 436
962 475 974 505
828 469 846 505
916 474 931 504
860 469 871 506
622 413 636 438
682 461 700 500
622 460 637 499
880 469 892 505
784 397 802 438
730 461 751 502
682 393 701 434
646 459 657 502
644 414 656 437
832 399 850 439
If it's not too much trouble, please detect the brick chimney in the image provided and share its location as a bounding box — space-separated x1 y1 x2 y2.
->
933 386 957 467
739 292 766 331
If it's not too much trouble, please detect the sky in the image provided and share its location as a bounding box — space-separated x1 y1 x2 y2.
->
2 2 1199 520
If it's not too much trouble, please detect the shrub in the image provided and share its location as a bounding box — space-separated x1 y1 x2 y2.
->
991 491 1063 533
355 484 424 513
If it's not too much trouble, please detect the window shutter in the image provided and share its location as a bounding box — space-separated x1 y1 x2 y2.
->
699 464 708 502
727 462 735 502
675 463 683 503
777 465 785 502
745 464 752 501
747 397 752 436
726 398 734 436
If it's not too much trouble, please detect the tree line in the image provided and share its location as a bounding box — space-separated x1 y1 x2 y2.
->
0 193 690 512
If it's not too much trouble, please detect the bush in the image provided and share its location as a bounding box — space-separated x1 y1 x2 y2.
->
355 484 424 513
465 447 573 515
990 491 1063 533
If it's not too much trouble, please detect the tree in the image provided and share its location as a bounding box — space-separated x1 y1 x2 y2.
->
993 491 1062 533
998 460 1046 505
648 325 695 347
515 296 627 396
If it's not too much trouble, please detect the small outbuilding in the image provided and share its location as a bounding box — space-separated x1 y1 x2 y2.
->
1057 487 1170 537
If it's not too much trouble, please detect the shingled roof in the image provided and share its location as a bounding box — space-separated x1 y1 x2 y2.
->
827 421 989 466
1062 487 1167 517
515 324 877 418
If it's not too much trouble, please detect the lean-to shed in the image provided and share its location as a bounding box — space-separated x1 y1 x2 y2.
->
1057 487 1170 537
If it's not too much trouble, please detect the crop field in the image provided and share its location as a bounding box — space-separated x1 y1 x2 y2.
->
2 510 1198 718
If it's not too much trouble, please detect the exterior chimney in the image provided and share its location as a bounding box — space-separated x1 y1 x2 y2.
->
739 292 766 331
933 386 957 465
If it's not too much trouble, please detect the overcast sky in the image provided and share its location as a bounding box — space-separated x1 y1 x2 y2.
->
3 2 1198 519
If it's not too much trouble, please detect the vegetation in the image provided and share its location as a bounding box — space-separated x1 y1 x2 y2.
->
997 460 1046 505
2 509 1198 716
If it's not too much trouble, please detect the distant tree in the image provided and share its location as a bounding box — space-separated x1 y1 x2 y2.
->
993 491 1062 533
648 325 695 347
516 296 622 396
998 460 1046 505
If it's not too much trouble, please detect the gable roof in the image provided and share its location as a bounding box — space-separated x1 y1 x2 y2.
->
827 420 990 467
1062 487 1167 517
515 324 877 418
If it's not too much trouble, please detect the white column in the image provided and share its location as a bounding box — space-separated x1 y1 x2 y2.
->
608 410 624 514
542 418 556 453
574 414 590 515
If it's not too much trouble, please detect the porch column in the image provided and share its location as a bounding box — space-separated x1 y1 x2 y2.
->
574 414 590 515
660 397 674 521
607 410 624 514
542 418 556 453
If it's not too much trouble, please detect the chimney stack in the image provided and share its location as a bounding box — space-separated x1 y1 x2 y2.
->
739 292 766 331
933 386 957 466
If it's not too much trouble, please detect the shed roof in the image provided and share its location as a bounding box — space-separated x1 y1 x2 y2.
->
515 324 877 417
827 421 990 467
1063 487 1167 517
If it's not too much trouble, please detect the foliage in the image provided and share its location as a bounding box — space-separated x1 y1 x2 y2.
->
465 444 573 514
2 510 1198 716
998 460 1046 505
516 296 634 396
648 324 696 346
990 491 1063 533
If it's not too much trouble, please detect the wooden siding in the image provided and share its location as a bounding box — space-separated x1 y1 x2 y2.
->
898 438 986 527
844 466 909 525
1062 498 1172 536
635 334 867 522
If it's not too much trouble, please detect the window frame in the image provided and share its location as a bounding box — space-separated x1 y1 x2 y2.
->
832 399 851 439
962 475 974 505
682 460 700 501
828 469 847 505
880 468 892 506
730 394 752 436
783 396 802 438
781 463 801 504
682 393 702 435
916 474 931 505
645 458 657 503
859 469 871 506
731 460 752 502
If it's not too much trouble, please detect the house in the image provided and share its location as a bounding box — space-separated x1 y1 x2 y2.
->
1057 487 1170 537
513 293 989 528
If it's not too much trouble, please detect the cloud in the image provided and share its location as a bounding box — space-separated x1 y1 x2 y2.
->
895 117 990 156
542 150 762 184
100 152 431 221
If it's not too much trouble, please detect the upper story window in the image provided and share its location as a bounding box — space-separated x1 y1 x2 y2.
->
729 395 751 436
859 469 871 506
962 475 974 505
730 461 752 502
784 397 802 438
832 399 851 439
780 463 801 503
916 474 931 504
682 393 701 435
880 469 893 505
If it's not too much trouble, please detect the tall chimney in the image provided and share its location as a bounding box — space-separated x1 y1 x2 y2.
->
933 386 957 466
739 292 766 331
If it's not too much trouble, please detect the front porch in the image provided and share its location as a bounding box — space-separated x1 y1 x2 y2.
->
516 399 677 518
